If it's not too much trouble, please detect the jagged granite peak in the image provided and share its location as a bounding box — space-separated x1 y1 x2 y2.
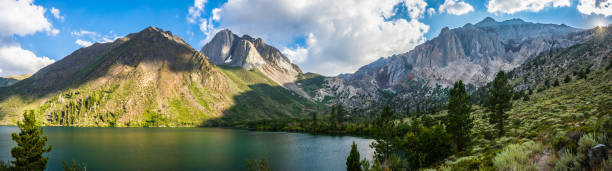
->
201 29 303 88
346 17 587 88
302 18 596 114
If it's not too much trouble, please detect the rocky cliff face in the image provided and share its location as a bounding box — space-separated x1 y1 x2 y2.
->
348 17 586 88
301 18 595 114
201 30 303 88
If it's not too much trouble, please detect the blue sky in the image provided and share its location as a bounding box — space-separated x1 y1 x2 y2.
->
1 0 611 77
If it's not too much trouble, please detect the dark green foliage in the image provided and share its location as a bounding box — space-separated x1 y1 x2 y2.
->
544 79 550 88
336 105 345 126
487 71 513 137
446 81 473 152
245 158 270 171
553 79 560 87
396 122 452 168
11 110 52 171
62 160 86 171
311 113 318 127
564 74 572 83
346 141 362 171
371 105 396 163
578 69 588 80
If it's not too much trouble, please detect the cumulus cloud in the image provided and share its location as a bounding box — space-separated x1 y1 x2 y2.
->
199 0 430 76
50 7 64 21
0 44 55 76
439 0 474 15
75 39 93 47
0 0 58 76
211 8 222 21
427 8 436 16
577 0 612 16
188 0 207 23
487 0 571 14
282 46 308 63
0 0 59 37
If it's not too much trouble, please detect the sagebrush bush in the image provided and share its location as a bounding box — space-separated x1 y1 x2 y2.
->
493 141 542 170
554 151 581 171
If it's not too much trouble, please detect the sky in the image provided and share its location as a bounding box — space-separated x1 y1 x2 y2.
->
0 0 611 77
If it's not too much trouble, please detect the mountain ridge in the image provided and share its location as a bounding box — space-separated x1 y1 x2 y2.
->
0 26 317 126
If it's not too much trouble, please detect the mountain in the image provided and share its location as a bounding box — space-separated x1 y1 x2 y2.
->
0 74 30 87
299 18 594 114
0 27 317 126
201 29 308 97
437 26 612 170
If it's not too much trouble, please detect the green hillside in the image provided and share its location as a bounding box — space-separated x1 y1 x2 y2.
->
0 27 318 127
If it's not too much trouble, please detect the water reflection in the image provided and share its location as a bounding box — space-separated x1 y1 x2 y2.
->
0 127 374 171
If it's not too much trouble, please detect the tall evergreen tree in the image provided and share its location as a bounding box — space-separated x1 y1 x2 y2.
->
346 141 362 171
487 71 513 137
330 106 337 126
371 105 396 163
336 105 345 126
312 113 318 127
11 110 52 170
446 80 473 151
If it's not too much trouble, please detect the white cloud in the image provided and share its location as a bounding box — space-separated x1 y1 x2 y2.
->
211 8 222 21
577 0 612 16
71 30 120 46
487 0 571 14
50 7 64 21
75 39 93 47
0 44 55 76
404 0 429 19
71 30 98 37
188 0 208 23
0 0 58 76
439 0 474 15
282 46 308 63
199 19 211 32
198 0 430 76
0 0 58 37
427 8 436 16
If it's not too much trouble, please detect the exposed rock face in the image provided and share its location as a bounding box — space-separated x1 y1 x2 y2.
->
201 30 303 87
348 17 586 88
509 26 612 91
302 18 595 114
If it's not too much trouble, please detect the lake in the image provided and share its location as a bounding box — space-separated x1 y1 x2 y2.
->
0 126 374 170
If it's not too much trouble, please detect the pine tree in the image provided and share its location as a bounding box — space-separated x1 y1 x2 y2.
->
553 79 560 87
487 71 513 137
312 113 318 127
11 110 52 170
564 75 571 83
330 106 337 126
446 80 473 151
346 141 362 171
371 105 396 163
336 105 345 126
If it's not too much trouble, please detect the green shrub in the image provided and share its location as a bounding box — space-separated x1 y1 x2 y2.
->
554 151 581 171
493 141 543 170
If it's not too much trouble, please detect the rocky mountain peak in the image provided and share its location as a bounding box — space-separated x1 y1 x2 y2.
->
475 17 497 27
201 29 304 90
133 26 189 47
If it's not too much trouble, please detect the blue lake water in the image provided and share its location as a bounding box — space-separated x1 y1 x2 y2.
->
0 126 374 170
